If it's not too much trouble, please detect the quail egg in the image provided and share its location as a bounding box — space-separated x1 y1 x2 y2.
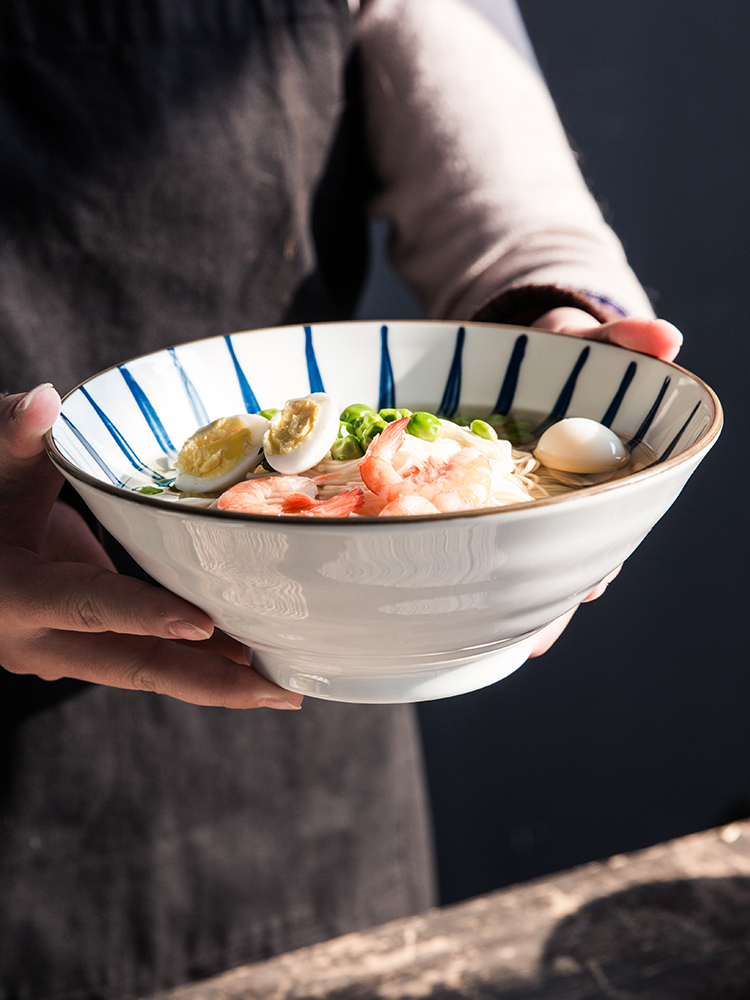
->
534 417 629 474
263 392 340 474
174 413 269 493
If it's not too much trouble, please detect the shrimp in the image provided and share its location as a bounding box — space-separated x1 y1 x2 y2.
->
217 476 364 517
216 475 318 515
281 487 366 517
379 493 441 516
359 417 493 514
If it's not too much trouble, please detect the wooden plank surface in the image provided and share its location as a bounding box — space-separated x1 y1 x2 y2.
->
144 821 750 1000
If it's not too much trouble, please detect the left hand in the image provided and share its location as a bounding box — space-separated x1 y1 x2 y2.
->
527 307 682 656
0 385 304 709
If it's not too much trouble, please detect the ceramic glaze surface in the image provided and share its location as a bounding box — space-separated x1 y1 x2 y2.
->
47 321 722 703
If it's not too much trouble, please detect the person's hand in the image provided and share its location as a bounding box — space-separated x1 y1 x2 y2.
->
527 307 683 657
0 384 303 709
532 307 683 363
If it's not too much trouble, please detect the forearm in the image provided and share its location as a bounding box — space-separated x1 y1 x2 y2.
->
357 0 654 322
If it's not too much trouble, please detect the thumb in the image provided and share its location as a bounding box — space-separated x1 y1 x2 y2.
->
0 384 65 547
0 384 62 461
532 308 683 363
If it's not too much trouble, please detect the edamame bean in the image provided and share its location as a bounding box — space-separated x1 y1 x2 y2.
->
407 411 442 441
330 436 365 461
379 407 412 422
340 403 374 424
470 419 498 441
354 412 387 445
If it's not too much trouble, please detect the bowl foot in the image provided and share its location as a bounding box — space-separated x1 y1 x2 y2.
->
248 638 535 704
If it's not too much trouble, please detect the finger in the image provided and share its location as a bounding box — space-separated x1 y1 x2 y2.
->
528 606 578 658
581 564 623 603
0 383 61 461
17 630 303 709
0 384 64 547
172 628 250 665
3 548 216 640
529 565 624 658
581 318 683 363
533 309 683 363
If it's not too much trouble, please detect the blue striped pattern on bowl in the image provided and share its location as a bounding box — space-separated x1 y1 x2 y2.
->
50 320 717 496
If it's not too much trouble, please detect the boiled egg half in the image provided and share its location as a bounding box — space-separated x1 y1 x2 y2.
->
174 413 269 493
534 417 629 474
263 392 339 474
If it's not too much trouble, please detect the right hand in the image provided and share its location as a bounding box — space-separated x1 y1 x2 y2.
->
525 308 682 658
0 385 303 710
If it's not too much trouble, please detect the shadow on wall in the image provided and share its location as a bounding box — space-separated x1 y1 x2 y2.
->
528 877 750 999
294 877 750 1000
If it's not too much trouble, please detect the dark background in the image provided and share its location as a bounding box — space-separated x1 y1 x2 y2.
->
360 0 750 905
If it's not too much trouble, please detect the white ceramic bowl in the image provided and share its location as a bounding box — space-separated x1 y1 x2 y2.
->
46 320 722 703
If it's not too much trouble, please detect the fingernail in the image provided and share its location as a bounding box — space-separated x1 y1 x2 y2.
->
258 696 303 711
169 620 212 640
13 383 54 418
657 319 683 343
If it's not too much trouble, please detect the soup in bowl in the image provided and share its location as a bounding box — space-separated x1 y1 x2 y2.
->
46 320 722 703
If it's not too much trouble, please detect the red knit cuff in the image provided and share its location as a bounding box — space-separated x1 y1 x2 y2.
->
469 284 625 327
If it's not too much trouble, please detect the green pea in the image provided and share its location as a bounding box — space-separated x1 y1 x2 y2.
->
470 419 498 441
407 411 442 442
330 436 365 461
379 407 412 423
338 421 356 439
340 403 375 424
259 408 278 420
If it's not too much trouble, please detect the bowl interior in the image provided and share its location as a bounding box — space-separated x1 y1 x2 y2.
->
48 320 720 498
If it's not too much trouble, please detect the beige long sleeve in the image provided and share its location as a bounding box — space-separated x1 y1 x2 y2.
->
357 0 655 322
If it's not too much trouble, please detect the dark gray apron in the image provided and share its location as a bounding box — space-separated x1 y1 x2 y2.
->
0 2 435 996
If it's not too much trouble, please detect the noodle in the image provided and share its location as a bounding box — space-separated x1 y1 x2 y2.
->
307 419 541 510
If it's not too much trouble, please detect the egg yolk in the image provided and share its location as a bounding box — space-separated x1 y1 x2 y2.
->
176 416 255 480
264 398 320 457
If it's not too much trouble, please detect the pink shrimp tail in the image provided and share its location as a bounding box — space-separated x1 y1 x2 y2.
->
373 415 410 457
279 492 319 513
282 487 365 517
